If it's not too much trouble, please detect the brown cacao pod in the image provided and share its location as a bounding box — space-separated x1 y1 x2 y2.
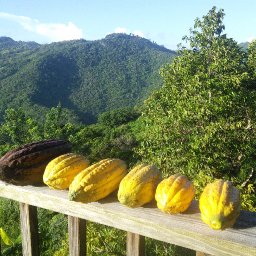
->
0 139 72 185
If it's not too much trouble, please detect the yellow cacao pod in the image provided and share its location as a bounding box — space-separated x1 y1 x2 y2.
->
69 158 127 203
199 179 240 230
118 163 161 207
43 153 90 190
155 174 195 214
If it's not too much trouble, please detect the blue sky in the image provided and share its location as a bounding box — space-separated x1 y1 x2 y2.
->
0 0 255 49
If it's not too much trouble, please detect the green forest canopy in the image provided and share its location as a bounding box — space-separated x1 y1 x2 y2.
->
0 34 175 123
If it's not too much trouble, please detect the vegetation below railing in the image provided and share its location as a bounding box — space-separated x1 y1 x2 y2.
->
0 198 196 256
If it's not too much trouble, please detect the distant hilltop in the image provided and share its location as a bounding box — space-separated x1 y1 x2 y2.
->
0 34 176 123
0 36 40 50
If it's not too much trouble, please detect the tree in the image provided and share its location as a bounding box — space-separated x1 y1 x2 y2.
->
0 108 41 155
98 107 140 128
248 40 256 74
43 104 76 140
136 7 256 205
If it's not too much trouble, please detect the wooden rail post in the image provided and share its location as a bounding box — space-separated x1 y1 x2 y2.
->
68 216 87 256
127 232 145 256
19 203 39 256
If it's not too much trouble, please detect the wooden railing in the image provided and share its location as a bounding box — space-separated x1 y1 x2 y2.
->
0 180 255 256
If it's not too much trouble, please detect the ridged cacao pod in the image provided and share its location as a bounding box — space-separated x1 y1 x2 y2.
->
118 163 161 207
199 179 241 230
155 174 195 214
0 139 71 185
69 158 127 203
43 153 90 190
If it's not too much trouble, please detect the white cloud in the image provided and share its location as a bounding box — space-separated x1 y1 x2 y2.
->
132 30 144 37
114 27 128 34
35 22 83 41
0 12 83 42
248 36 256 43
114 27 144 37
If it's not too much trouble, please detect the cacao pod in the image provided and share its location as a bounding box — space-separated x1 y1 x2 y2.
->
69 158 127 203
118 163 161 207
0 139 71 185
43 153 90 190
199 179 240 230
155 174 195 214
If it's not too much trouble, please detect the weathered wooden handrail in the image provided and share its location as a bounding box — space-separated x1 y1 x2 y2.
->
0 180 255 256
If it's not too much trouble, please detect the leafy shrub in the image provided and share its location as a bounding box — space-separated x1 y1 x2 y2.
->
136 7 256 210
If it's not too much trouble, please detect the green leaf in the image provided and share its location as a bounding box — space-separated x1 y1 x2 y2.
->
0 227 13 246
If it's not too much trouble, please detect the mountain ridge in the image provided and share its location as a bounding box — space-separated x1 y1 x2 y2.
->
0 34 176 123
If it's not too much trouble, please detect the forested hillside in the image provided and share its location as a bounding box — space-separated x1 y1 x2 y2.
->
239 41 249 50
0 34 175 123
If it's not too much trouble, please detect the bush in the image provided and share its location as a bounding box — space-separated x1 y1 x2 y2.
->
136 7 256 209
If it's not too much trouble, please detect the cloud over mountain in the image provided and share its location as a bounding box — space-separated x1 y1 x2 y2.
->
114 27 144 37
0 12 83 42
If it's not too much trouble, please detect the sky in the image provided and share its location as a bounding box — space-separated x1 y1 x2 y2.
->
0 0 255 50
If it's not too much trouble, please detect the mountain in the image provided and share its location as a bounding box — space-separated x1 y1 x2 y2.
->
0 34 176 123
0 36 40 50
239 41 249 50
